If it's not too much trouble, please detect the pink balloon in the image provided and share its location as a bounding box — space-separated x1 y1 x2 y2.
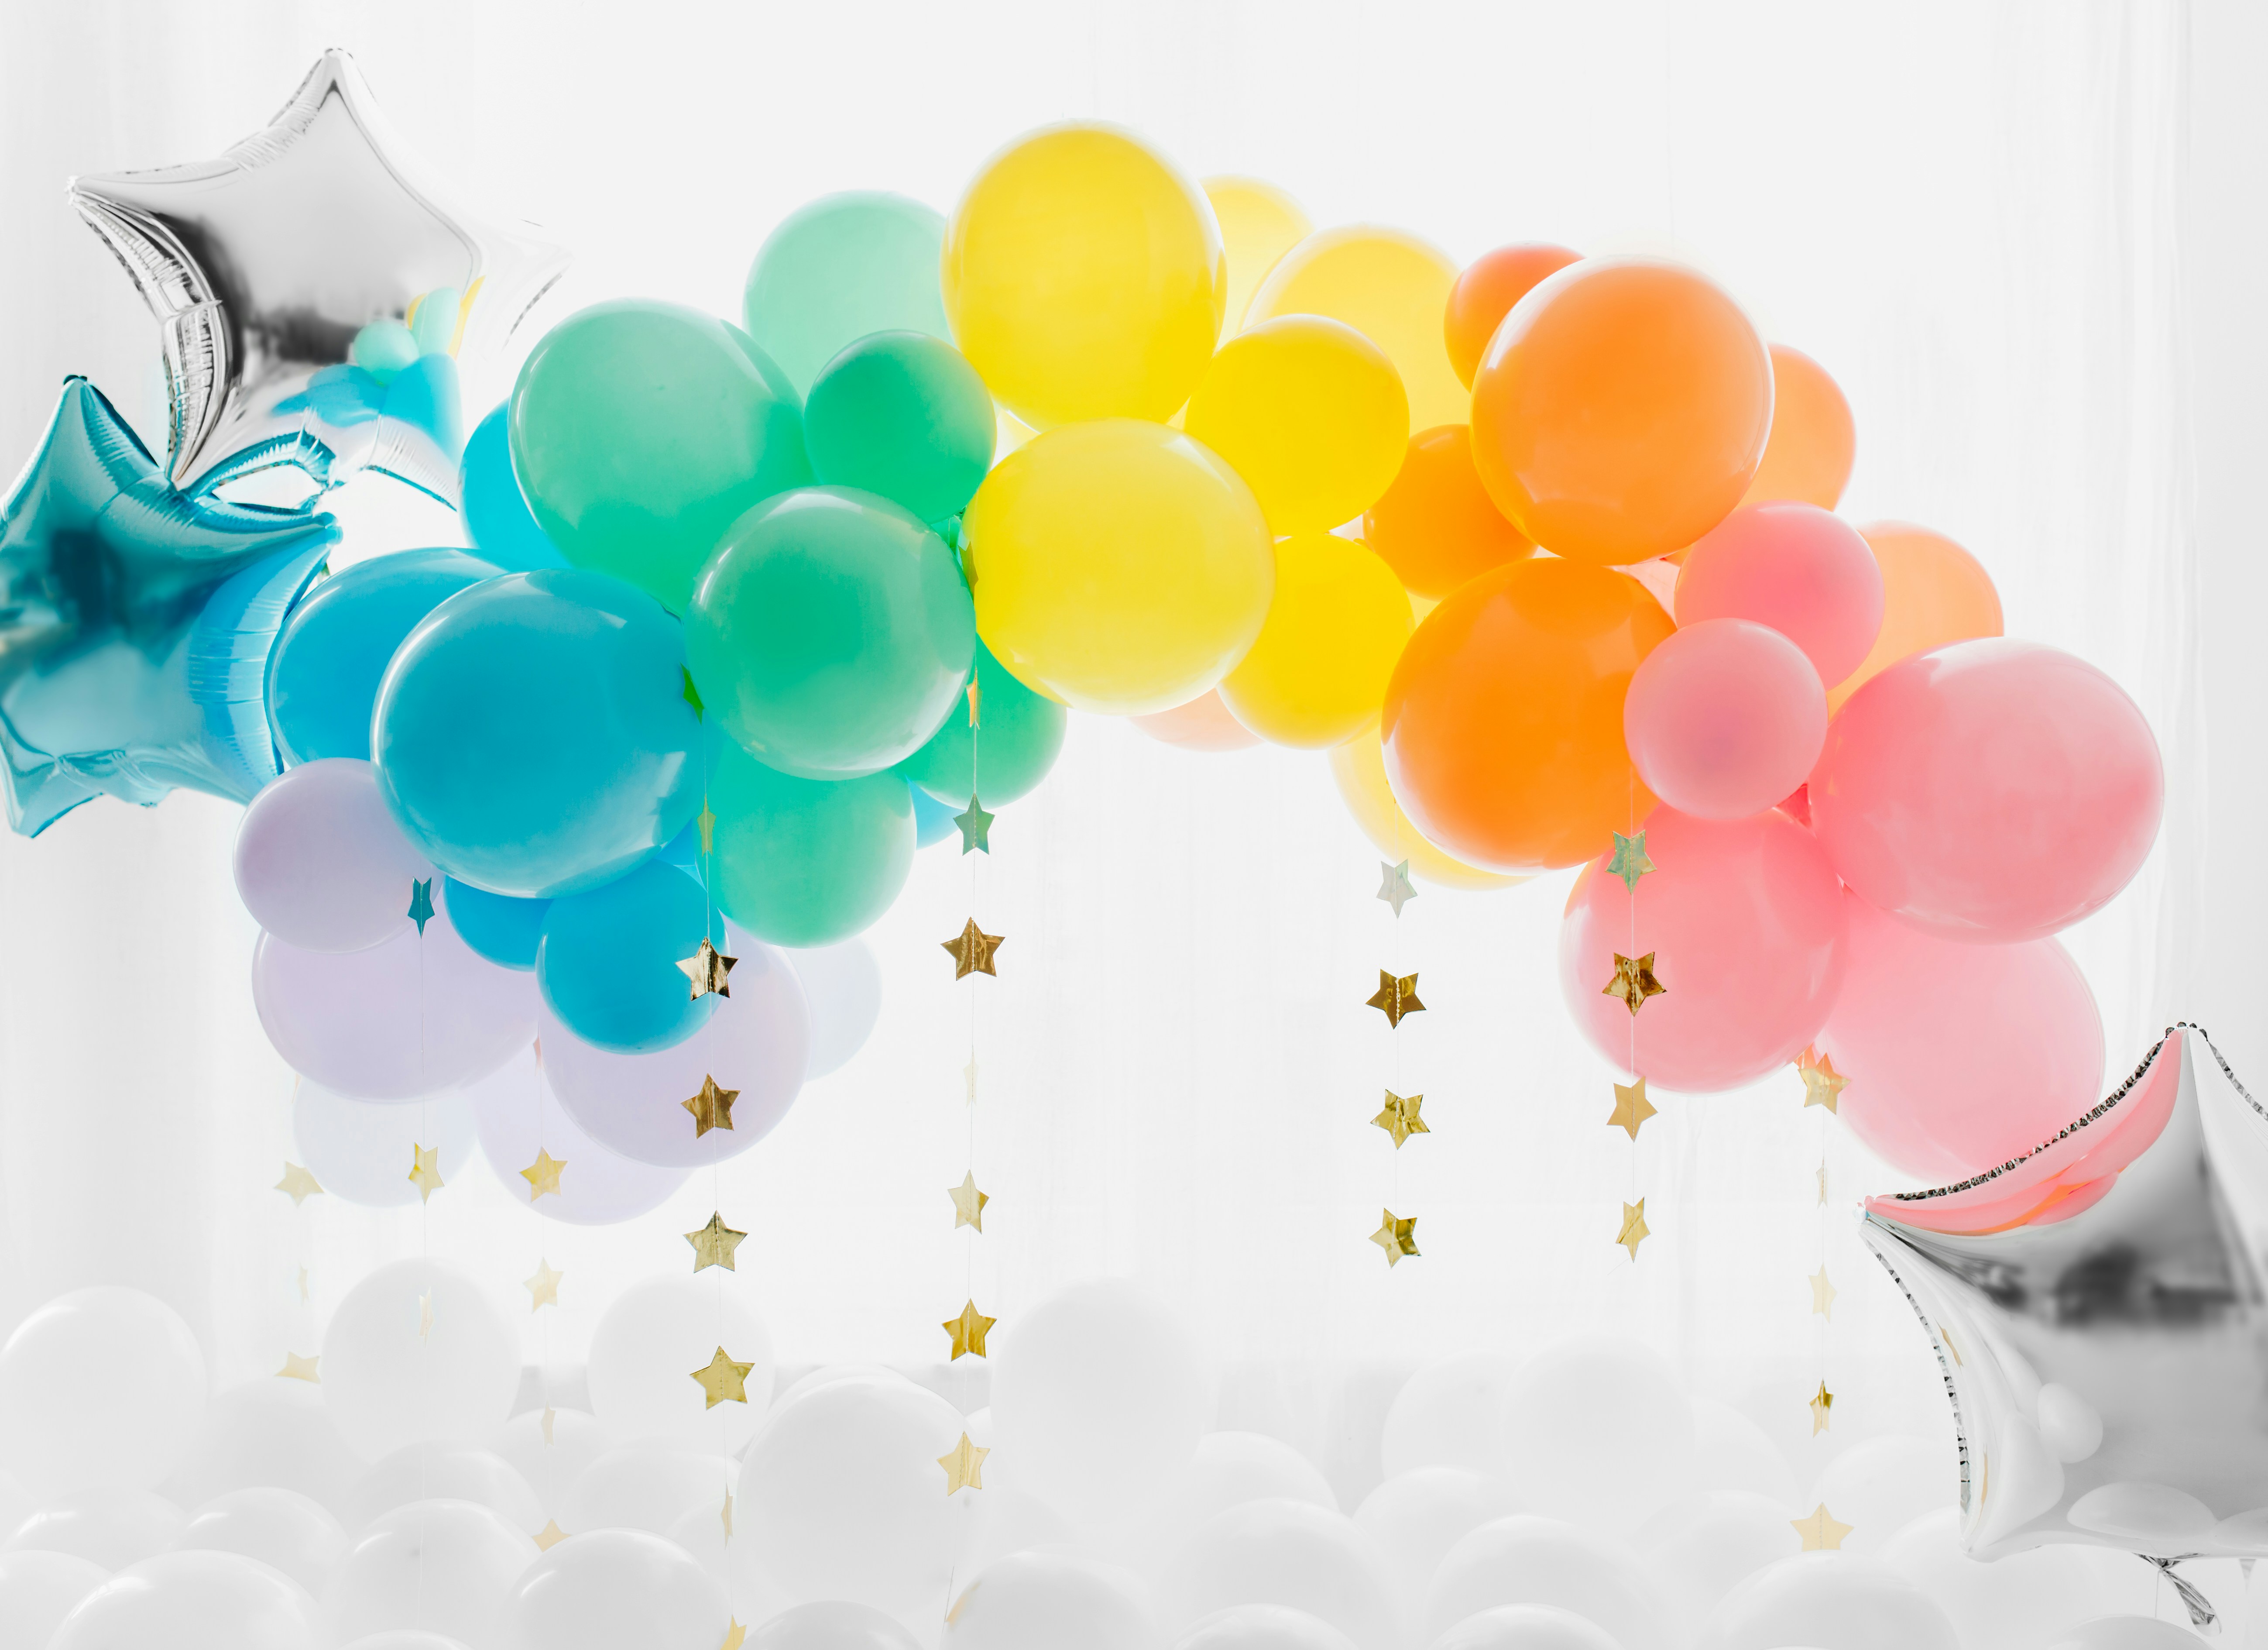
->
233 759 432 952
1674 502 1884 686
1819 891 2105 1182
252 909 536 1100
458 1046 692 1225
1810 639 2163 943
1623 619 1826 820
1558 808 1847 1092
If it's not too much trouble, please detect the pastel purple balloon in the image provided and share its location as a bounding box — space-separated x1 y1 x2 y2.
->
1623 618 1827 821
459 1046 692 1224
540 924 810 1167
252 908 535 1100
233 759 432 952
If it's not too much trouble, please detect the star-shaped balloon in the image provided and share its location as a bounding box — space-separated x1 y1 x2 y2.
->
70 49 567 499
0 378 339 835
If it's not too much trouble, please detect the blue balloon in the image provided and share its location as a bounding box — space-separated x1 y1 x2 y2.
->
461 403 567 572
654 816 703 869
537 859 721 1052
268 547 499 765
373 567 702 898
911 781 956 848
443 877 550 971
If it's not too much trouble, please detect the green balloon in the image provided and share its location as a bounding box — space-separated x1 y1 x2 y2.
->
686 487 974 779
899 638 1067 808
707 733 914 947
511 300 810 612
805 331 996 523
743 193 949 394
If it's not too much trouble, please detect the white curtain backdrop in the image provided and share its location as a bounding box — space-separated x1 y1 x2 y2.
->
0 0 2245 1505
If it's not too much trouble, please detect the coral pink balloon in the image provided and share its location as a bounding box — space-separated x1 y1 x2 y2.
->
233 759 432 952
1623 619 1826 820
1558 808 1847 1093
1674 502 1884 687
1819 892 2105 1182
1810 639 2164 944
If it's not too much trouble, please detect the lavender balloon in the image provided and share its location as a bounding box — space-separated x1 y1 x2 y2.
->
233 759 432 952
291 1081 475 1208
784 938 882 1079
459 1046 692 1224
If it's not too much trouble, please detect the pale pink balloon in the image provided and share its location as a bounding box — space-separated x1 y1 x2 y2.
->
1810 639 2163 944
1819 890 2105 1182
458 1046 692 1225
252 908 536 1100
1674 502 1884 687
1558 808 1847 1093
1623 619 1826 820
233 759 432 952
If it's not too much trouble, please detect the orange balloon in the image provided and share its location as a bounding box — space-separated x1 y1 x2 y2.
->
1381 558 1673 871
1444 243 1580 388
1470 259 1773 567
1363 425 1535 600
1328 722 1523 891
1131 688 1260 752
1828 523 2004 712
1740 344 1856 510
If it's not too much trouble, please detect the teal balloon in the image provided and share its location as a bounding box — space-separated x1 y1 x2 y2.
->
268 548 499 764
899 638 1066 808
537 858 721 1053
805 332 996 522
461 404 566 573
910 782 956 848
742 192 949 394
709 734 913 947
685 487 973 779
443 877 549 970
373 567 701 898
510 300 810 612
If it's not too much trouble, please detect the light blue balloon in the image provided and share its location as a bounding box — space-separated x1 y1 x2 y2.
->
268 547 500 765
537 859 721 1053
443 877 549 971
460 404 567 573
373 567 702 898
911 782 956 848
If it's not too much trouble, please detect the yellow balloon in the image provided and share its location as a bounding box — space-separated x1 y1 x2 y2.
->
963 420 1274 715
1218 533 1413 749
1184 317 1409 535
1245 226 1465 433
1203 176 1312 336
944 124 1224 430
1328 722 1525 891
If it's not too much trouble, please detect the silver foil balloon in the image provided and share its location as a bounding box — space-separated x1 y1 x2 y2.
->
69 48 567 501
1863 1024 2268 1629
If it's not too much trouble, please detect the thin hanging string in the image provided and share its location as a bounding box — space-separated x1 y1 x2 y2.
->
416 915 428 1613
698 730 730 1518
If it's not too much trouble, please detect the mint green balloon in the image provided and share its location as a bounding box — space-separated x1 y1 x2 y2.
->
687 487 973 778
805 331 995 522
510 299 810 612
708 733 914 946
743 193 948 394
899 637 1067 808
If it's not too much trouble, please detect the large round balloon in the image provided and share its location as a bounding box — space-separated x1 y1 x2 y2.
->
372 567 702 899
1831 523 2003 712
509 299 810 610
707 735 916 946
686 487 974 778
291 1080 475 1207
1326 724 1523 892
962 420 1273 715
537 859 721 1053
1423 1516 1668 1650
803 332 995 522
460 403 567 573
47 1550 322 1650
898 637 1067 810
321 1260 518 1461
441 877 549 970
1217 534 1413 749
1443 244 1582 388
1470 259 1773 566
1810 639 2163 943
323 1499 535 1648
233 758 432 952
1496 1337 1697 1537
164 1378 364 1523
1621 620 1827 822
951 1550 1166 1650
1363 425 1534 600
0 1287 207 1500
1697 1553 1960 1650
587 1274 776 1454
1203 175 1312 335
458 1047 691 1225
1739 344 1856 510
0 1551 106 1646
1382 559 1672 872
944 124 1223 428
500 1527 734 1650
1244 226 1465 432
1163 1500 1398 1650
744 192 950 395
1673 502 1885 689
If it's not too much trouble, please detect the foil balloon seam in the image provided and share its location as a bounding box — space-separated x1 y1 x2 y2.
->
1861 1234 1980 1515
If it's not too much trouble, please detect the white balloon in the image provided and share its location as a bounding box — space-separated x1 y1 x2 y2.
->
1382 1354 1521 1480
323 1261 519 1460
955 1487 1077 1591
586 1275 776 1453
0 1550 108 1648
1878 1507 2111 1650
1689 1397 1798 1508
786 938 883 1079
0 1468 32 1539
560 1446 728 1537
1635 1492 1798 1621
1497 1338 1693 1536
165 1377 368 1520
233 756 431 952
1426 1605 1622 1650
738 1372 966 1614
0 1286 209 1499
1162 1499 1398 1650
172 1486 346 1596
1697 1551 1960 1650
2040 1620 2218 1649
946 1549 1164 1650
752 1599 924 1650
1174 1604 1357 1650
5 1489 185 1568
458 1047 692 1225
487 1409 611 1519
1129 1433 1336 1572
292 1080 477 1208
343 1444 542 1535
323 1498 537 1650
992 1279 1211 1529
342 1634 475 1650
1425 1516 1667 1650
49 1549 321 1650
502 1527 732 1650
1807 1437 1956 1556
1352 1469 1518 1614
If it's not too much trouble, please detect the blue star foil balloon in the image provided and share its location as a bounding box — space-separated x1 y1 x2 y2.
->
0 377 340 835
69 48 568 502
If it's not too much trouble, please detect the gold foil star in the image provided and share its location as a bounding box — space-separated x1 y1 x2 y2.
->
1372 1090 1428 1148
686 1211 746 1273
1377 859 1417 917
942 918 1003 980
954 795 994 855
1617 1198 1650 1259
408 1143 444 1202
697 800 716 856
690 1346 755 1408
1366 970 1425 1028
524 1258 563 1311
938 1432 989 1494
1605 829 1657 893
677 937 736 1000
1792 1503 1853 1551
519 1148 566 1200
535 1519 569 1551
1369 1209 1420 1266
683 1074 739 1137
966 675 982 728
274 1162 323 1206
944 1299 995 1360
723 1622 748 1650
1797 1047 1849 1114
276 1351 320 1383
1602 952 1666 1017
407 877 435 935
1810 1265 1837 1319
1810 1380 1834 1435
949 1172 989 1232
1609 1076 1657 1141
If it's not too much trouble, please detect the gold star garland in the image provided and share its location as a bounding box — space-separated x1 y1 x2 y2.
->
1801 1043 1840 1452
1606 819 1661 1263
941 668 997 1475
1368 826 1427 1265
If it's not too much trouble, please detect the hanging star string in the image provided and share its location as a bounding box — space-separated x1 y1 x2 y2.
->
1377 859 1417 917
524 1258 563 1312
938 1432 988 1494
686 1212 746 1273
275 1162 323 1206
406 878 435 935
1608 1077 1657 1141
1605 829 1657 894
944 1300 995 1360
1372 1090 1428 1148
1369 1209 1419 1267
942 918 1003 980
954 795 994 855
1810 1380 1834 1435
678 938 736 1001
277 1351 319 1383
683 1075 738 1137
690 1347 755 1408
949 1172 989 1232
408 1143 444 1202
1601 952 1666 1017
520 1148 566 1200
1792 1504 1853 1551
1617 1198 1650 1260
1810 1265 1837 1319
1796 1047 1849 1114
1366 970 1425 1029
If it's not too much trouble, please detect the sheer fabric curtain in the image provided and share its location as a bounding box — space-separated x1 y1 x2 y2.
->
0 0 2234 1495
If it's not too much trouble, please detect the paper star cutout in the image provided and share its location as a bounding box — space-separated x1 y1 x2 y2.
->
955 794 995 855
939 1432 989 1494
1617 1198 1650 1260
519 1148 566 1200
1369 1209 1420 1266
1609 1076 1657 1141
682 668 704 718
967 676 983 728
1602 952 1666 1017
1792 1503 1853 1551
690 1346 756 1408
1377 859 1417 917
723 1622 748 1650
1372 1090 1429 1148
1810 1380 1834 1435
405 878 435 935
944 1299 996 1360
949 1172 990 1232
1796 1047 1849 1114
274 1162 324 1206
697 799 717 856
942 918 1004 980
683 1074 739 1137
524 1258 563 1311
276 1351 319 1383
678 938 736 1000
1810 1265 1837 1319
1605 829 1657 893
535 1519 570 1551
1366 970 1425 1028
417 1288 434 1341
686 1211 746 1273
408 1143 444 1202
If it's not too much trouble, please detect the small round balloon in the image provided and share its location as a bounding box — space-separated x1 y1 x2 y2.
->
0 1288 208 1500
1216 534 1412 749
1674 502 1885 688
1363 426 1534 600
1202 176 1312 336
321 1260 518 1461
537 859 721 1054
1621 619 1828 821
1134 689 1261 753
233 758 432 952
1831 523 2003 712
803 332 995 522
707 736 916 946
898 638 1067 809
460 404 567 573
744 192 950 395
1245 226 1465 432
1739 343 1857 510
1442 243 1582 388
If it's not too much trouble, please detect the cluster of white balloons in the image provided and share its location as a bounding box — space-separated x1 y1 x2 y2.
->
0 1278 2223 1650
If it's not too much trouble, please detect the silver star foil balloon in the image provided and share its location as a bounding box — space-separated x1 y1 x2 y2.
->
69 48 567 501
1863 1024 2268 1628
